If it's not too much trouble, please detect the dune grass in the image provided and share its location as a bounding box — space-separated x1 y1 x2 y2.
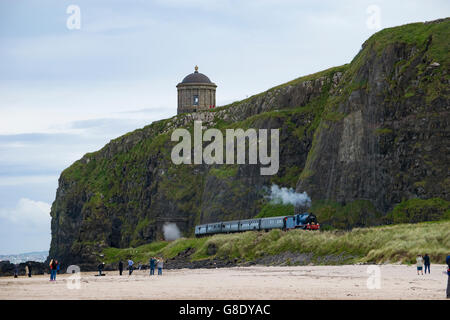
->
103 220 450 265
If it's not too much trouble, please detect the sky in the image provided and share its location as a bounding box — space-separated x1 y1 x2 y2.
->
0 0 448 255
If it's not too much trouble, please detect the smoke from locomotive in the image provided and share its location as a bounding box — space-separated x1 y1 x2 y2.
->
268 184 312 214
163 223 181 241
268 184 311 207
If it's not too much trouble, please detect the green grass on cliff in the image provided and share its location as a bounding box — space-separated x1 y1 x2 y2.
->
387 198 450 224
103 220 450 266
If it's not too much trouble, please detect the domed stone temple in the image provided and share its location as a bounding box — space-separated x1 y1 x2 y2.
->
177 66 217 114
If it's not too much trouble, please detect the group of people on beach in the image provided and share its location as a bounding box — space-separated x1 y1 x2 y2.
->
117 257 164 276
10 253 450 299
13 262 33 278
415 254 450 298
415 254 431 275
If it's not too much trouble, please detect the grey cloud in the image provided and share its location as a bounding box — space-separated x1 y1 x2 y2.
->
0 133 84 145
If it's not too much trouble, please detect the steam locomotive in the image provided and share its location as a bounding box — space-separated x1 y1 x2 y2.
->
194 212 320 237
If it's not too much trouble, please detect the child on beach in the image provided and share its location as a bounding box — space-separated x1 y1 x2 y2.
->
416 254 424 275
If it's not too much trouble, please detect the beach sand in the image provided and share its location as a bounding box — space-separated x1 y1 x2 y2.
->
0 264 448 300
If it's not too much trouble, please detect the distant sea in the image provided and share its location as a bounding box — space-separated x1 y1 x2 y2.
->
0 251 48 263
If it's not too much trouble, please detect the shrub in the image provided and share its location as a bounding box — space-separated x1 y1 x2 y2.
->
388 198 450 224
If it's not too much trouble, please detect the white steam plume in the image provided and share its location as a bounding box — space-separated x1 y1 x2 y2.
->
163 223 181 241
268 184 311 207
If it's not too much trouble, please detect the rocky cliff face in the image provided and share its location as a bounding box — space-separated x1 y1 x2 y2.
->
297 19 449 212
49 19 449 266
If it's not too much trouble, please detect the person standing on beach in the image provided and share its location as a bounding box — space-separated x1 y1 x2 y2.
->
13 264 18 278
98 262 105 276
416 254 424 275
118 260 123 276
49 259 56 281
53 260 59 280
149 257 156 276
446 254 450 299
157 257 164 276
128 259 134 275
27 263 32 277
56 260 60 274
423 254 430 274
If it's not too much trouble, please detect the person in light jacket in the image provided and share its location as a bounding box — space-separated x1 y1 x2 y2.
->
416 254 423 275
157 257 164 276
128 259 134 275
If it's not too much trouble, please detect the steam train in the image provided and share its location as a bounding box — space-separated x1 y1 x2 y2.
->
194 212 320 237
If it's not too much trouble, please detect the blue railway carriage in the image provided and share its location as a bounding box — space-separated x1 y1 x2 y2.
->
195 224 208 236
194 213 320 237
239 219 261 231
260 216 287 230
222 220 240 233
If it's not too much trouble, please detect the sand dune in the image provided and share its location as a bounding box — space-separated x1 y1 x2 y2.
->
0 264 448 300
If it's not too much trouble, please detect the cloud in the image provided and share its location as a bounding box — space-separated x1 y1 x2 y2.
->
68 117 153 135
117 107 170 115
0 198 51 254
0 175 58 187
0 198 51 228
0 132 82 145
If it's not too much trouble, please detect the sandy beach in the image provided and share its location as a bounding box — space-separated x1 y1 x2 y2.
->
0 264 448 300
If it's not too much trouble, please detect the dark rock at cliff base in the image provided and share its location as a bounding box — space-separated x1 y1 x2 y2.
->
0 261 47 277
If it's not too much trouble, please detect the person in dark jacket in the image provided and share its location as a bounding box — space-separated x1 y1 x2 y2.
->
51 260 58 281
149 257 156 276
423 254 430 274
56 260 60 274
27 263 32 277
118 261 123 276
13 264 19 278
446 255 450 299
97 262 105 276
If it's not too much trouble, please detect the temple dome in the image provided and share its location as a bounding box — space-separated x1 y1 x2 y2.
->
181 66 212 84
